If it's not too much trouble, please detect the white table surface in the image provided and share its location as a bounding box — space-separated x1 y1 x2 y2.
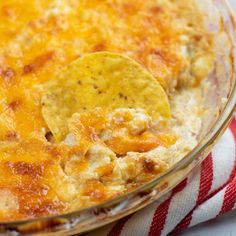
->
178 1 236 235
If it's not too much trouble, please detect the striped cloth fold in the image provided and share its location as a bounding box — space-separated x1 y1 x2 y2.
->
88 117 236 236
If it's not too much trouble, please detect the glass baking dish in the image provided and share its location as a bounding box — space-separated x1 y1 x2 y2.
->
0 0 236 235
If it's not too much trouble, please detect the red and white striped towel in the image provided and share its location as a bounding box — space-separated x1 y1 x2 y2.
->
87 117 236 236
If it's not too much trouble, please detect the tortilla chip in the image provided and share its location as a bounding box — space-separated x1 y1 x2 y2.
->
41 52 170 141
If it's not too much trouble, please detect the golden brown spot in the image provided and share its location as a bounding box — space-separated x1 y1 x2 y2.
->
141 158 156 173
22 199 63 218
2 67 15 79
150 6 163 14
93 42 106 52
23 51 54 75
15 182 65 218
151 49 168 63
44 145 63 159
151 49 180 69
1 67 15 86
8 100 21 111
5 131 19 141
22 64 34 74
5 161 44 178
194 35 202 42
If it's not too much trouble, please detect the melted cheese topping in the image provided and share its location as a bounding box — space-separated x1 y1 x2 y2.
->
68 108 176 155
0 0 212 220
0 0 212 140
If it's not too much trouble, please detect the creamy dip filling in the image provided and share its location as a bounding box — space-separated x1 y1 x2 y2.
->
60 87 202 210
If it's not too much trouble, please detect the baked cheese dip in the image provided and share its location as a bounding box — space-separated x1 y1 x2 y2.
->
0 0 214 220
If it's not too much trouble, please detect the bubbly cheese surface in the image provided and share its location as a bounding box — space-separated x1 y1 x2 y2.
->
0 0 211 221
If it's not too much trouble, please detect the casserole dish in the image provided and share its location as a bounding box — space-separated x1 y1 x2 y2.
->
0 0 235 235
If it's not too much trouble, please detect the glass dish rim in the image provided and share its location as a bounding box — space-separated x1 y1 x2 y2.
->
0 0 235 232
